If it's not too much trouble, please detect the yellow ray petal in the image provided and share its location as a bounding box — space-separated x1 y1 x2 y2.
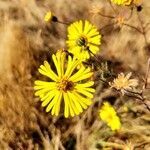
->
67 92 81 115
75 81 94 88
75 92 92 105
64 56 80 78
34 81 56 90
63 92 69 118
39 61 58 81
68 91 83 113
41 89 57 102
76 88 94 98
72 72 93 82
83 20 93 34
51 92 63 116
46 91 60 112
41 89 58 106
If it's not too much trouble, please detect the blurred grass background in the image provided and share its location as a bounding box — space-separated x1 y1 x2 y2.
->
0 0 150 149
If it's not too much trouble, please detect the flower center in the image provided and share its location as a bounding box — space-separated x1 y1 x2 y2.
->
57 78 74 92
117 78 129 88
76 36 88 47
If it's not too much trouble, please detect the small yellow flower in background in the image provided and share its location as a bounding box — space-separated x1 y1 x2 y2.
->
133 0 143 5
99 102 121 131
34 50 95 118
66 20 101 61
44 11 53 22
111 0 142 6
111 0 132 6
110 72 138 94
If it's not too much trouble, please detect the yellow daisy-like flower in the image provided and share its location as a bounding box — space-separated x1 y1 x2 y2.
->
111 0 142 6
34 51 95 118
44 11 53 22
99 102 121 131
111 0 132 5
66 20 101 61
110 72 138 94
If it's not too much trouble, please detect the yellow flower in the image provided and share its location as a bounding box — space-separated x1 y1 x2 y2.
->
111 0 142 6
34 51 95 118
110 72 138 94
133 0 142 5
66 20 101 61
111 0 132 5
99 102 121 131
44 11 53 22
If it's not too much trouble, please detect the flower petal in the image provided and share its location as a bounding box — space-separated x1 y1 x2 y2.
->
46 91 60 112
41 89 58 106
38 61 58 81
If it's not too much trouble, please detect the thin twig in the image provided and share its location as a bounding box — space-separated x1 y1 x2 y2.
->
125 93 150 111
107 0 118 15
87 47 101 65
144 58 150 89
56 20 70 25
145 22 150 32
99 77 109 85
137 12 148 44
124 89 142 96
135 141 150 149
98 12 115 19
123 23 143 34
126 7 134 20
97 141 124 149
100 23 115 32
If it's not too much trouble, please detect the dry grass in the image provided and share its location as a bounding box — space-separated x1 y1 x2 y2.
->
0 0 150 149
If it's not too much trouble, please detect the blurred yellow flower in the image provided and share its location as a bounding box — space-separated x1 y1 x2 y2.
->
133 0 142 5
99 102 121 131
111 0 132 5
110 72 138 94
111 0 142 5
66 20 101 61
44 11 53 22
34 51 95 118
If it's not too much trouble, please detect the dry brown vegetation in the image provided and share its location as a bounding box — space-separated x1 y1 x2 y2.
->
0 0 150 149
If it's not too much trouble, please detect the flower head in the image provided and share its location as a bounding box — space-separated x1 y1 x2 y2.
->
111 0 132 5
66 20 101 61
34 51 95 118
111 0 142 6
110 72 138 94
44 11 53 22
99 102 121 131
